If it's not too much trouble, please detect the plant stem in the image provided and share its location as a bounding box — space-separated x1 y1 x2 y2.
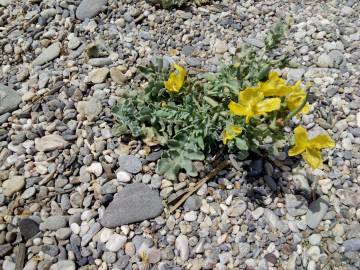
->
168 160 230 213
285 93 308 122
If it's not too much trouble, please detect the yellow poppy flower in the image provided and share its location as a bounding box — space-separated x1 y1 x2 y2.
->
258 71 309 117
223 125 243 144
228 88 281 123
164 64 186 92
288 126 335 169
286 86 309 115
258 71 292 97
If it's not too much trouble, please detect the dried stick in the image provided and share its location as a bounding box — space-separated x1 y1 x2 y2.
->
168 160 230 214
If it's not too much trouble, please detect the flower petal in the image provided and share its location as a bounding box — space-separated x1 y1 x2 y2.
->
229 125 243 135
223 125 243 144
228 101 248 116
173 64 186 79
223 130 230 145
258 71 291 97
164 64 186 92
302 148 323 169
239 87 264 103
286 89 307 112
309 134 335 149
255 98 281 115
288 126 308 156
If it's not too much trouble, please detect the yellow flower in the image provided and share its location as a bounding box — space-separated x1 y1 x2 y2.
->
258 71 309 116
288 126 335 169
258 71 292 97
164 64 186 92
223 125 243 144
228 88 281 123
285 85 309 115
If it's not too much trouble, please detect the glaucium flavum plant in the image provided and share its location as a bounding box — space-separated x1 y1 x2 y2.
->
112 21 335 180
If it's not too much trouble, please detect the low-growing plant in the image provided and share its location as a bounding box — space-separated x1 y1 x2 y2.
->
113 21 335 180
147 0 209 9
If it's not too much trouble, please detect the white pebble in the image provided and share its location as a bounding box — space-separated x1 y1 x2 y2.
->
70 223 80 234
105 234 127 252
99 228 113 243
184 211 197 222
116 170 131 183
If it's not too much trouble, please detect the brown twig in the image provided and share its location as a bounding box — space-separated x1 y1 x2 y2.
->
168 160 230 214
15 243 26 270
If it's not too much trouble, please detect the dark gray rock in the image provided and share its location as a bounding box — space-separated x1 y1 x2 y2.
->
19 218 40 240
306 198 329 229
0 84 21 115
118 155 142 174
76 0 107 20
41 245 59 257
101 183 163 228
0 244 12 258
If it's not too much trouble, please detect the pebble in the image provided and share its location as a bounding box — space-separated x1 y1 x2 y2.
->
285 194 308 216
89 67 109 84
116 170 131 183
0 84 21 115
118 155 142 174
68 34 81 50
32 42 61 66
35 134 67 152
306 246 320 262
77 97 102 122
2 175 25 197
184 211 197 222
214 39 228 54
317 53 333 68
175 234 189 261
21 187 36 199
81 222 101 246
76 0 107 19
110 66 128 84
105 234 127 252
40 216 67 231
343 239 360 251
306 198 329 229
308 234 322 246
252 207 264 220
101 183 163 227
19 218 40 240
49 260 75 270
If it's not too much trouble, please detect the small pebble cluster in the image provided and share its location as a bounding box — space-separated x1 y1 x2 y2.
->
0 0 360 269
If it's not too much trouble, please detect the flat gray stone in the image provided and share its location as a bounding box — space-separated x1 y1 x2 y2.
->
35 134 67 152
118 155 142 174
243 37 265 48
343 239 360 252
81 222 101 246
285 194 308 217
306 198 329 229
0 84 21 115
0 0 11 7
101 183 163 228
33 42 61 66
40 216 67 231
76 0 107 20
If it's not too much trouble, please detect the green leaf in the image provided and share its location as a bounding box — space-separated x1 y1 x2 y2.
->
235 137 249 151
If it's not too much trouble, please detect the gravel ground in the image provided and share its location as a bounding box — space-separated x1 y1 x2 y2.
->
1 0 360 269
